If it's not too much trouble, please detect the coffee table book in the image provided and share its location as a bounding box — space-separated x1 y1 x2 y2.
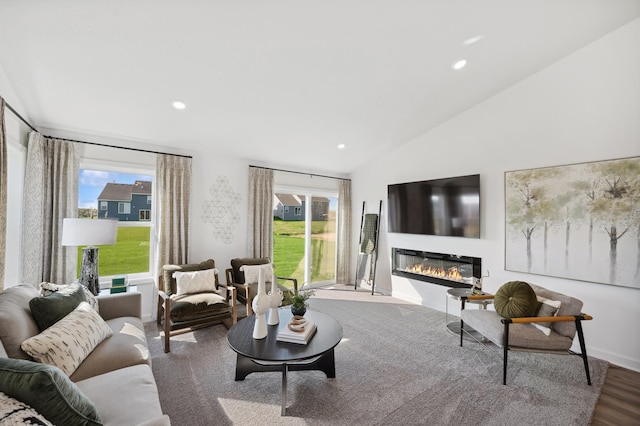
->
276 320 317 345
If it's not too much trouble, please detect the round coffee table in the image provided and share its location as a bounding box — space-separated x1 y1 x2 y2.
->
227 308 343 416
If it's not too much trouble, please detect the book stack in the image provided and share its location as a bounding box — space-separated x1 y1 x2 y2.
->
276 318 317 345
110 276 128 294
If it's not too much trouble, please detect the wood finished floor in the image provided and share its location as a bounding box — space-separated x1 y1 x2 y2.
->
591 364 640 425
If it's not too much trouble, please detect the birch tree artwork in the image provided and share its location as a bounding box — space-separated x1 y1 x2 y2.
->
505 157 640 288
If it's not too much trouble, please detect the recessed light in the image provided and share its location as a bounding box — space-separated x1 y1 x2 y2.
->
462 35 484 46
452 59 467 70
337 144 346 149
172 101 186 110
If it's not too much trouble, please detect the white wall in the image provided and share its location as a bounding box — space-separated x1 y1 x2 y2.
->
350 19 640 371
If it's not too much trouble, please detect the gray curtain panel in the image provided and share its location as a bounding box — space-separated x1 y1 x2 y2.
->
0 99 6 291
336 179 352 285
247 167 273 258
156 154 192 276
21 132 78 285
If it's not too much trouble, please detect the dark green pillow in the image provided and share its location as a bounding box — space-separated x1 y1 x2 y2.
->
0 358 102 425
29 282 87 331
494 281 538 319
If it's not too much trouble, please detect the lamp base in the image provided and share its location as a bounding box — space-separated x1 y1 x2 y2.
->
80 246 100 296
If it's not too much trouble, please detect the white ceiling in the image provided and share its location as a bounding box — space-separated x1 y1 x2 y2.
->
1 1 639 175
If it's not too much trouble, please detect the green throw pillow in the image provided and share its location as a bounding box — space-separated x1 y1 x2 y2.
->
494 281 538 319
0 358 102 425
29 282 87 331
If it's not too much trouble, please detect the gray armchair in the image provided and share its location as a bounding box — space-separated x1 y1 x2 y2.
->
459 283 593 385
157 259 237 352
225 257 298 316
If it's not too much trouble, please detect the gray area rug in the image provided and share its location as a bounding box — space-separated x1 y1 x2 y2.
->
145 289 607 425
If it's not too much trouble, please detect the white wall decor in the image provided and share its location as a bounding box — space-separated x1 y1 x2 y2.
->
202 176 242 244
505 157 640 288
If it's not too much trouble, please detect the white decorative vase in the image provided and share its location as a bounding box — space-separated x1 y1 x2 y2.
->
252 268 270 339
267 272 283 325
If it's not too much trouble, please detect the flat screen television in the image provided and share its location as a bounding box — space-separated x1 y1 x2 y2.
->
387 174 480 238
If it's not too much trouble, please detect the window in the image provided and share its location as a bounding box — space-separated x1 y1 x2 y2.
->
294 207 301 215
78 168 154 278
118 202 131 214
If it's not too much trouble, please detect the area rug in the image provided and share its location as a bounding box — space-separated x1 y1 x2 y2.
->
145 289 607 425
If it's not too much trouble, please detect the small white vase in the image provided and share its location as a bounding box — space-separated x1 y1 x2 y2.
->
252 268 270 339
267 273 283 325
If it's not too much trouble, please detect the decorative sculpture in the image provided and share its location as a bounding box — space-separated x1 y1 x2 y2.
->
252 268 270 339
267 271 283 325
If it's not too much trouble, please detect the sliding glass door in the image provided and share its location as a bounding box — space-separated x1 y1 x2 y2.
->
273 191 337 289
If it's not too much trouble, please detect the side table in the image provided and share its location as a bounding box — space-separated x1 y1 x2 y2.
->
445 288 492 340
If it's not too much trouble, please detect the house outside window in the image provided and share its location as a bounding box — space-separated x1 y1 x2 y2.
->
78 168 155 278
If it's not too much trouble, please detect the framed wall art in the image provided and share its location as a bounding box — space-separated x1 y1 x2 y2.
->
505 156 640 289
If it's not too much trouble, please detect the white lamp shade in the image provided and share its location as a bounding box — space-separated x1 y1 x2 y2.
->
61 218 118 246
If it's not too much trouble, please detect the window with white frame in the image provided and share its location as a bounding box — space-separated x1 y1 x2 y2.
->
78 167 155 278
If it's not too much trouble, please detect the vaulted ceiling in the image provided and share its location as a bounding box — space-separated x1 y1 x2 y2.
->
1 1 639 175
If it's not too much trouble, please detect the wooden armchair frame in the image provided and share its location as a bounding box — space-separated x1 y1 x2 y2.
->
460 293 593 385
157 263 237 353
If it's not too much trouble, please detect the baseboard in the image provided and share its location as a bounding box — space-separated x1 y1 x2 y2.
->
588 347 640 373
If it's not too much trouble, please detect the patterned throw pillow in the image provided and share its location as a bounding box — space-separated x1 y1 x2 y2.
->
533 295 562 336
39 282 99 313
173 268 218 295
0 391 52 426
21 302 113 376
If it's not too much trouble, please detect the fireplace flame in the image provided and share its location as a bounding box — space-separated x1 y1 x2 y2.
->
404 264 463 282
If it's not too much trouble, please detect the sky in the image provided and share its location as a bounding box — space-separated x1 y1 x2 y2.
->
78 169 152 209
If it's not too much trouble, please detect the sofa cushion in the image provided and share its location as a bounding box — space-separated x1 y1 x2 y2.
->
0 391 53 425
29 282 87 331
494 281 538 319
76 365 164 426
69 316 150 382
21 302 113 377
0 285 41 360
0 358 102 425
173 268 218 295
40 281 99 313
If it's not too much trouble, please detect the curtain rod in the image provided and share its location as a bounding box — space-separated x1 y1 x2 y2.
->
1 97 192 159
249 165 351 181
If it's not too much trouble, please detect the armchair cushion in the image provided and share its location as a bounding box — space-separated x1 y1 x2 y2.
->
169 292 229 322
230 257 270 284
240 264 273 284
494 281 538 319
162 259 216 295
532 296 561 336
173 268 218 295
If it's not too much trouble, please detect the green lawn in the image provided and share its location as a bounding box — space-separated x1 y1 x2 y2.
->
76 226 150 277
273 219 336 287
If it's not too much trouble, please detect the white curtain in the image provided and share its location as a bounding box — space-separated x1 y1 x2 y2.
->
21 132 78 285
0 99 6 291
247 167 273 258
336 179 352 284
156 154 192 274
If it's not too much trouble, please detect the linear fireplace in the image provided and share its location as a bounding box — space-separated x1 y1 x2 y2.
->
392 248 481 289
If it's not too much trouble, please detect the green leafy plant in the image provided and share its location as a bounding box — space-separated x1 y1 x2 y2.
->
284 289 315 309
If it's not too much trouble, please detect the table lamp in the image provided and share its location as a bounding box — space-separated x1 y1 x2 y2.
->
62 218 118 295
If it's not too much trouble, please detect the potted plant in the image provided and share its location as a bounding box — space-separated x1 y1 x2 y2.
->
284 289 315 316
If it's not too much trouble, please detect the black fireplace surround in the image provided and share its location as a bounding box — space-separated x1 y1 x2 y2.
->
392 248 481 289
